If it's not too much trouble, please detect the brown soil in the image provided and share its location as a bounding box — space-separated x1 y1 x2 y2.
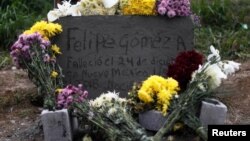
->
0 69 43 141
0 60 249 141
216 60 250 124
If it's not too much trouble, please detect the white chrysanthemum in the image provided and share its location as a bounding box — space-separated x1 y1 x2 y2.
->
47 10 61 22
89 91 126 108
47 0 82 22
89 97 103 108
207 45 221 61
205 64 227 89
197 83 206 92
57 0 72 16
191 64 204 81
67 2 82 16
102 0 119 8
219 61 241 75
107 107 117 116
100 91 120 101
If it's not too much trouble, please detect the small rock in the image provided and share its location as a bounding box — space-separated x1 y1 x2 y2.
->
11 66 17 70
10 120 16 124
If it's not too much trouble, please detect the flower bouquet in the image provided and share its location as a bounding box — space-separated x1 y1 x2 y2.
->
10 21 63 110
152 46 240 140
126 46 240 140
48 0 192 22
9 0 241 140
72 91 151 141
127 50 203 131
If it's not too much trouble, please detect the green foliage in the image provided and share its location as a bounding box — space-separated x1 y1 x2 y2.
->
231 0 250 24
194 27 250 59
0 51 11 69
191 0 238 28
192 0 250 59
0 0 52 49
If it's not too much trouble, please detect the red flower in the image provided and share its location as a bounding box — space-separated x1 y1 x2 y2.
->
167 50 204 90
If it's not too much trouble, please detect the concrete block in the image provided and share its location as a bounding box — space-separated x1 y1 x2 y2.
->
199 99 227 127
139 110 167 131
41 109 72 141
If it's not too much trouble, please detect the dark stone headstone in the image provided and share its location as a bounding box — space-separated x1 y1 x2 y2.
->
54 16 194 98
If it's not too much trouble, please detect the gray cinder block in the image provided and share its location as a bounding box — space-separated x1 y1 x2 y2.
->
41 109 72 141
139 110 167 131
199 99 227 127
71 115 79 135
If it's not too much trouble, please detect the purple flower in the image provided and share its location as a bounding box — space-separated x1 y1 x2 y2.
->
158 7 167 15
66 96 73 103
56 84 88 109
191 13 201 27
167 10 176 18
21 45 30 52
10 32 51 68
160 0 168 7
157 0 191 18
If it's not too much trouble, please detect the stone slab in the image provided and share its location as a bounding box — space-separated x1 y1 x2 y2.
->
53 16 194 98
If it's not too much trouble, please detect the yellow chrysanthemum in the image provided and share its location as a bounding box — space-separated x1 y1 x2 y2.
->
51 44 62 54
138 90 154 103
51 71 58 78
23 21 62 39
166 77 180 93
157 89 173 115
138 75 180 115
122 0 156 15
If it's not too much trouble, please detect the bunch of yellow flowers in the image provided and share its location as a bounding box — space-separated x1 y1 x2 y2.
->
24 21 62 39
121 0 156 15
138 75 180 115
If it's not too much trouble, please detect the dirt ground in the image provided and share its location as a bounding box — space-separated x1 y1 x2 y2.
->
0 60 249 141
216 60 250 124
0 69 43 141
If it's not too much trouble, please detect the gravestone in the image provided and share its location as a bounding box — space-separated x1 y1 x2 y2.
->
54 16 194 98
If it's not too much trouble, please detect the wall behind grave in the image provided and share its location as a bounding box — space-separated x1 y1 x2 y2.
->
54 16 194 98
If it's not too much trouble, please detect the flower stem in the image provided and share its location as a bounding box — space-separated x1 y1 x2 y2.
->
153 108 182 141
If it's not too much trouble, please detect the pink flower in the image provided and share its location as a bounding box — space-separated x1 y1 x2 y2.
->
158 7 167 15
156 0 191 18
160 0 168 7
167 10 176 18
10 32 51 68
56 84 88 109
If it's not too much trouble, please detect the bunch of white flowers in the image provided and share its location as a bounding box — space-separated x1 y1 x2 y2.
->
48 0 82 22
47 0 119 22
192 45 240 90
89 91 126 108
